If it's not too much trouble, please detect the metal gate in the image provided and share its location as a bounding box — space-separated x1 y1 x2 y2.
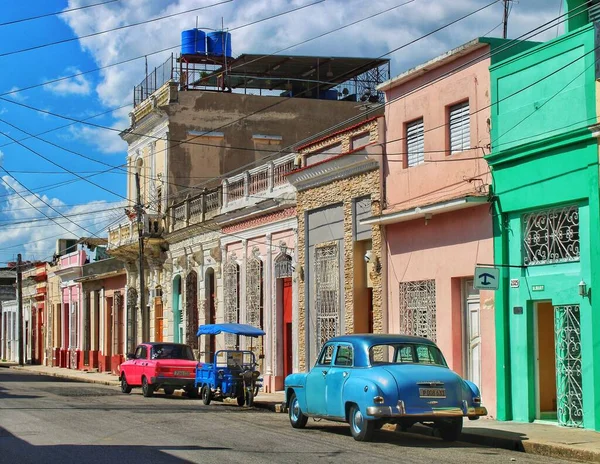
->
554 304 583 427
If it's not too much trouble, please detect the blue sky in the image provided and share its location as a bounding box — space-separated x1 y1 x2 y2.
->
0 0 562 264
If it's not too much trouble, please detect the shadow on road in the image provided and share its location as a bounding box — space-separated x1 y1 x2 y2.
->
0 371 78 383
0 426 229 464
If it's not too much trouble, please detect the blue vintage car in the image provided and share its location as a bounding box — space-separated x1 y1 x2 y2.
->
284 334 487 442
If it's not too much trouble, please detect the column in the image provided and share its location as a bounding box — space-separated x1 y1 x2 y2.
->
265 233 273 377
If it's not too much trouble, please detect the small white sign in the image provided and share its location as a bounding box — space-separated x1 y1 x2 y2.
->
510 279 520 288
474 267 499 290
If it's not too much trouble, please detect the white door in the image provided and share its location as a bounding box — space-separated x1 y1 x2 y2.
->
465 280 481 390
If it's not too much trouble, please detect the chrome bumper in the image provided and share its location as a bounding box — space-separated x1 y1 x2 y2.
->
366 400 487 419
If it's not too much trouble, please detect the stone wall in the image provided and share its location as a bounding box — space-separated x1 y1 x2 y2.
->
296 168 382 371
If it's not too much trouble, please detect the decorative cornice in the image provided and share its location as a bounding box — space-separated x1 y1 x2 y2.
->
288 154 379 192
220 218 297 246
222 208 296 234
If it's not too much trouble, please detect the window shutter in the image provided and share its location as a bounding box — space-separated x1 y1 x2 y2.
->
449 101 470 154
590 0 600 23
406 119 424 167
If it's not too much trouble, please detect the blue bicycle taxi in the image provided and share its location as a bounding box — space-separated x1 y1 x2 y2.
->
195 323 264 407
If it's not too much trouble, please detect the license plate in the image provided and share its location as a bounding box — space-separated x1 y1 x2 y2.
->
173 370 190 376
419 388 446 398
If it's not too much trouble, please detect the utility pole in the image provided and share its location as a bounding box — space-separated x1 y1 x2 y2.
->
503 0 511 39
16 254 23 366
135 172 145 343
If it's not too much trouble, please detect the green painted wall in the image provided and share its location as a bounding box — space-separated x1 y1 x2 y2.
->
487 21 600 430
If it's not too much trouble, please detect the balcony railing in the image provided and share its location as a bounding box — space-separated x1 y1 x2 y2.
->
170 187 223 232
107 214 164 249
223 153 296 207
166 153 297 232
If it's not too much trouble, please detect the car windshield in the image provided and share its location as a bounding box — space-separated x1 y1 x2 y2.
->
150 344 195 360
369 343 447 367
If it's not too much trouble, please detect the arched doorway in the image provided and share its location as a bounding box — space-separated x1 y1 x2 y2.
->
275 252 293 378
223 255 240 349
186 270 198 350
154 286 163 342
204 267 216 362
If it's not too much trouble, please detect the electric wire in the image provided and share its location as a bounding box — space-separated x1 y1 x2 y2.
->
0 0 120 27
0 0 234 59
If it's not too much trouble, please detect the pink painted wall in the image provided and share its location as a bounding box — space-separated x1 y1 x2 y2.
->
382 43 496 416
386 205 495 415
383 45 492 212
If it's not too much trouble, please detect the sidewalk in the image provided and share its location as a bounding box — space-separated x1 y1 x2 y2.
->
3 363 600 462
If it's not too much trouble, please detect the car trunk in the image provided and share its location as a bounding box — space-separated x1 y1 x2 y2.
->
382 364 465 412
156 361 199 379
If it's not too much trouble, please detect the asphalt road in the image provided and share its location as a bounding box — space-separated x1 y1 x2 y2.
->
0 368 578 464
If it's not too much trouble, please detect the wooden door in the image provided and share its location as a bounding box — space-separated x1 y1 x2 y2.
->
154 297 163 342
282 278 293 377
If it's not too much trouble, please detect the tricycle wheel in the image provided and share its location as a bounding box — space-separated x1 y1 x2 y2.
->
236 392 245 407
202 386 212 405
288 392 308 429
141 376 154 398
163 387 175 395
120 374 132 394
245 389 254 407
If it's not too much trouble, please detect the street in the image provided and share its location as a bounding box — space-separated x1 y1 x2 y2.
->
0 369 578 464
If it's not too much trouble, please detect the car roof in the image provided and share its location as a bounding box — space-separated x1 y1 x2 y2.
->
141 342 189 347
327 333 436 346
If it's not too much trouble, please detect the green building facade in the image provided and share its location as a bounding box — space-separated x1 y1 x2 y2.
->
487 2 600 430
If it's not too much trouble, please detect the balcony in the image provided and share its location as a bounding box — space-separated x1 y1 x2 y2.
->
222 153 296 213
107 214 166 261
170 187 223 232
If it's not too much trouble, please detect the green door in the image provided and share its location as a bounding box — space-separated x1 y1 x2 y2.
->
554 304 583 427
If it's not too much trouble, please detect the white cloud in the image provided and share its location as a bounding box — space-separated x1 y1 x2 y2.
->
0 175 126 260
57 0 561 151
5 87 27 102
46 68 92 96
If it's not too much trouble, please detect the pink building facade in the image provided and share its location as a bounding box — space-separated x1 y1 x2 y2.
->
55 250 86 369
363 39 498 416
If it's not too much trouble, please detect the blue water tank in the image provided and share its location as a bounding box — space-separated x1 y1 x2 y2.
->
206 31 232 58
181 29 206 55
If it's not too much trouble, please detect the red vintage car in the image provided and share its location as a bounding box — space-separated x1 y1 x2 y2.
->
119 343 200 398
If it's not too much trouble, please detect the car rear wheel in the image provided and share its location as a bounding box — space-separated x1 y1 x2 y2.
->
186 386 199 399
120 374 132 394
349 404 374 442
163 387 175 395
142 376 154 398
202 386 212 405
288 392 308 429
437 417 463 442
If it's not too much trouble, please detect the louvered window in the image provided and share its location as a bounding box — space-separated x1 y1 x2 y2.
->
590 0 600 23
406 119 424 167
449 101 470 154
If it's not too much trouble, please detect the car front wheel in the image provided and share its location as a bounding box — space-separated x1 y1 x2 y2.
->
437 417 463 442
120 374 132 394
349 404 374 441
142 376 154 398
288 392 308 429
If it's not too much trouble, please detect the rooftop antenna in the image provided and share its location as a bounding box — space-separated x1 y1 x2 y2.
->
196 16 198 29
502 0 512 39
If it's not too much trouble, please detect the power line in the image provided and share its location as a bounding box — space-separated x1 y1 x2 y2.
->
0 0 120 27
0 0 233 59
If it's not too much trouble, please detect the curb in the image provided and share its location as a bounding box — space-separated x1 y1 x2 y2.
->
382 423 600 463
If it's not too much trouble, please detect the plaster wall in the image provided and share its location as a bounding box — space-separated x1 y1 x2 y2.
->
385 204 495 415
383 46 492 211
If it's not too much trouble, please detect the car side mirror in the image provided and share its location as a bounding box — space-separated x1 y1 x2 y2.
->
126 353 135 360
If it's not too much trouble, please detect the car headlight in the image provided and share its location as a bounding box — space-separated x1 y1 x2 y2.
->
473 396 481 404
373 396 384 404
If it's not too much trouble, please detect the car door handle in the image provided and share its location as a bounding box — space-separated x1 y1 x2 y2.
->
322 370 328 376
342 372 348 377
